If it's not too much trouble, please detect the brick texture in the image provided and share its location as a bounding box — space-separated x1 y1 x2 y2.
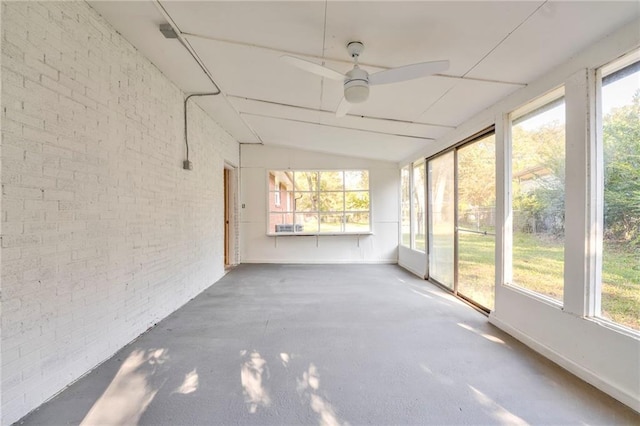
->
1 2 239 424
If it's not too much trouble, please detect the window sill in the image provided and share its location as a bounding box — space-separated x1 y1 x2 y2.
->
584 317 640 340
502 283 564 309
399 245 426 253
266 232 374 237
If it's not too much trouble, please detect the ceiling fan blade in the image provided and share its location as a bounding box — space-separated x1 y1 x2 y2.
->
369 60 449 85
281 55 345 81
336 97 351 117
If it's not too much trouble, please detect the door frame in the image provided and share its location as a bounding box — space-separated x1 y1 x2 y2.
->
425 126 496 312
224 163 237 267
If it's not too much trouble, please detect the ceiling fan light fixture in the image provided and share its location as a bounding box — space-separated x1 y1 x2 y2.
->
344 67 370 103
344 81 369 103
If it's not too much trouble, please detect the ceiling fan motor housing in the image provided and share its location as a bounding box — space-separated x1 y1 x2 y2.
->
344 67 369 103
347 41 364 58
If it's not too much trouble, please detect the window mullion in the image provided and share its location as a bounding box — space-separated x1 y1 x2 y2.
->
342 172 346 233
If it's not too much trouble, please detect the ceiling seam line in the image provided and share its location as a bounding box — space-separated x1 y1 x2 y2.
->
413 86 458 121
227 94 456 129
180 32 527 87
415 1 546 120
462 0 549 78
319 0 328 111
239 112 436 141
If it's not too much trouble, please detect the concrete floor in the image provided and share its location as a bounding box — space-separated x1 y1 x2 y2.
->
20 264 639 425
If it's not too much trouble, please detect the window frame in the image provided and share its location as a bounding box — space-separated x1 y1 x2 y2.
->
506 85 567 307
592 48 640 333
411 160 426 252
400 165 412 248
266 169 372 236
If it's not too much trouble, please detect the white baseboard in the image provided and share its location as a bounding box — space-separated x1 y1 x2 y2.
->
489 315 640 413
240 259 397 264
398 261 426 279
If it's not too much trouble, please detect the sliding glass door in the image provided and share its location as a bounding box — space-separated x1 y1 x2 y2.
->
427 131 496 310
428 151 455 289
456 134 496 310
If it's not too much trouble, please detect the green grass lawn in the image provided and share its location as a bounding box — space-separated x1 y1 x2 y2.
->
402 230 638 330
458 232 495 309
601 242 640 330
459 232 639 330
512 232 564 301
402 233 425 251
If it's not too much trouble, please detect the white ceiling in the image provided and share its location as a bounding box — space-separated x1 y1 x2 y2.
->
89 1 640 162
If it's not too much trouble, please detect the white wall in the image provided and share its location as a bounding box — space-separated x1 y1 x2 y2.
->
0 2 239 424
398 19 640 411
398 245 426 278
240 145 398 264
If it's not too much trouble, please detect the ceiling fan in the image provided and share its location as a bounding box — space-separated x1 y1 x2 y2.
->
281 41 449 117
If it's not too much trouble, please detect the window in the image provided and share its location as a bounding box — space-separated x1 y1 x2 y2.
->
267 170 370 234
412 161 426 251
428 152 454 287
509 88 566 303
457 133 496 310
401 161 426 251
598 51 640 331
401 166 411 247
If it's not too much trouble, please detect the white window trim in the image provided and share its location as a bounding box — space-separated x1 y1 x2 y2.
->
266 169 372 236
591 49 640 333
411 160 426 253
506 85 567 306
400 165 412 249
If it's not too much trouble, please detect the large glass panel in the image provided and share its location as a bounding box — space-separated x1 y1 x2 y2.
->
345 170 368 190
412 162 426 252
269 170 293 188
269 191 280 210
294 192 317 212
457 135 496 310
294 171 318 191
270 213 296 233
320 214 343 233
320 171 344 191
510 90 565 302
428 152 455 288
296 213 318 233
401 167 411 247
319 192 344 212
269 189 292 211
269 213 285 233
345 191 369 211
599 55 640 330
345 213 370 232
268 170 369 235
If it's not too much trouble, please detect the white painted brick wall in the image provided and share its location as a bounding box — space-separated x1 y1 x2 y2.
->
1 2 239 424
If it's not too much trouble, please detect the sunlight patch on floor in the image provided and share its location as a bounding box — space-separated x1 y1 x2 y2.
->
80 348 168 425
410 288 433 299
280 352 291 367
173 368 199 395
457 322 506 345
297 363 348 426
469 385 528 425
240 350 271 413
